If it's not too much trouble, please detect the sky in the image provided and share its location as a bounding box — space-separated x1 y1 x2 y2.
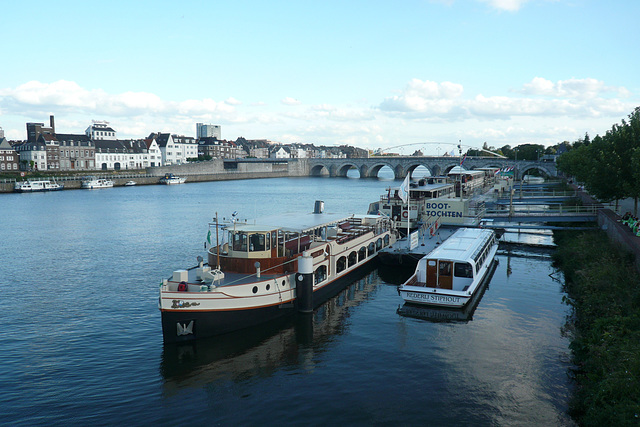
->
1 0 639 154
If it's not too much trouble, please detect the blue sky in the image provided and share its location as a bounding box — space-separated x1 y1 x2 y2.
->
1 0 638 153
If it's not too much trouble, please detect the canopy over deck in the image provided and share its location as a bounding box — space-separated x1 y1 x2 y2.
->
228 212 356 234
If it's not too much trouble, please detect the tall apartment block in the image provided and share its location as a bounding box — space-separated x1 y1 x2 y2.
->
196 123 221 139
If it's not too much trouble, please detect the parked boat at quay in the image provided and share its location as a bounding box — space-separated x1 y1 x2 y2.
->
124 180 137 186
81 176 114 189
14 179 64 193
159 173 186 185
159 201 396 343
398 227 498 308
367 169 499 233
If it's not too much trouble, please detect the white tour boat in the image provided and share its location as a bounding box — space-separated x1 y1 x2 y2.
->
159 201 396 343
14 179 64 193
81 176 114 189
159 173 186 185
398 227 498 308
124 180 137 186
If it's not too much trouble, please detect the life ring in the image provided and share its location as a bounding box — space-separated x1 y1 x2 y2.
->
178 281 188 292
402 211 408 219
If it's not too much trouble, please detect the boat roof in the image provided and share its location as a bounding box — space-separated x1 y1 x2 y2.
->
226 212 364 234
388 181 453 191
426 228 494 262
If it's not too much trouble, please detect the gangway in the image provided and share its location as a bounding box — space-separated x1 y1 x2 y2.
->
483 205 600 223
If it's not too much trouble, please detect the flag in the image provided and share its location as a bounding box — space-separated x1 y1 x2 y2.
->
460 153 467 166
207 230 212 245
399 174 410 203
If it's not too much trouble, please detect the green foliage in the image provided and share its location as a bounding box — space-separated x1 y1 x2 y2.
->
557 106 640 205
553 231 640 425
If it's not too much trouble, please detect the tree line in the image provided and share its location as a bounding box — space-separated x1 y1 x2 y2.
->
466 142 554 161
556 106 640 211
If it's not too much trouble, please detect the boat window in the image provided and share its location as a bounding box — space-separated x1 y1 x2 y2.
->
271 231 277 250
454 262 474 278
249 233 266 252
439 261 452 276
348 251 357 267
368 242 376 256
336 256 347 273
232 232 247 252
358 247 367 262
314 265 327 284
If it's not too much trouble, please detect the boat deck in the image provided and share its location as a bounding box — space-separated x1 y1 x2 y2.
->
172 265 286 289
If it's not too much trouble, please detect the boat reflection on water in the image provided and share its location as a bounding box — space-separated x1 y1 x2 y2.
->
160 269 380 390
396 260 497 323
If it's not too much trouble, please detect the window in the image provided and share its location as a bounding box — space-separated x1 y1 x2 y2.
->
314 265 327 284
439 261 452 276
348 251 357 267
336 256 346 273
232 232 247 252
454 262 474 278
249 233 266 252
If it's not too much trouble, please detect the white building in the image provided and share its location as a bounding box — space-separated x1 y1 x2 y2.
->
145 138 162 167
14 140 48 171
270 147 290 159
150 133 198 166
86 121 117 140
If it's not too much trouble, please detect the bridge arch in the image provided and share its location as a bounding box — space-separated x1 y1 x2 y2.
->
310 164 330 176
520 164 553 179
334 162 360 177
362 161 395 178
406 163 433 178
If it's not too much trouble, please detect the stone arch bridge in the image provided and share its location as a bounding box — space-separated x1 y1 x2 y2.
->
307 156 557 179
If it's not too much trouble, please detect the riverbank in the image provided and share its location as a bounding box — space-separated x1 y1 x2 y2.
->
553 230 640 426
0 158 309 193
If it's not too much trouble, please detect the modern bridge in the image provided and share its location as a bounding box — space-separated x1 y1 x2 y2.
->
307 156 557 179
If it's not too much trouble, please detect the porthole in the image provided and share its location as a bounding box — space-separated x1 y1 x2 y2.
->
252 286 258 294
282 280 286 287
266 284 271 291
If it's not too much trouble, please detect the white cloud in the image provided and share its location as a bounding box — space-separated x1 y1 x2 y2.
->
281 97 302 106
379 79 464 114
0 77 637 150
377 76 635 122
0 80 236 118
225 97 242 105
478 0 529 12
521 77 630 99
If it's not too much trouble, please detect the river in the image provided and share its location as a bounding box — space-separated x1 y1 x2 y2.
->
0 175 574 425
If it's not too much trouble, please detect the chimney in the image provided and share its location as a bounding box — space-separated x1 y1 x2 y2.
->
50 115 55 133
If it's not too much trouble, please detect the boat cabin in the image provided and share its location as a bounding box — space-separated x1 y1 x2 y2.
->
209 212 389 275
415 228 495 291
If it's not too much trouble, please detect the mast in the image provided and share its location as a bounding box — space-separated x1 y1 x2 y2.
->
407 174 410 246
215 212 220 269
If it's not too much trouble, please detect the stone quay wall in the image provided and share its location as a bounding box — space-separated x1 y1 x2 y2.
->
0 159 311 192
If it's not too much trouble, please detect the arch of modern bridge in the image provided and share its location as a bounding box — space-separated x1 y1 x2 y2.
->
308 156 557 179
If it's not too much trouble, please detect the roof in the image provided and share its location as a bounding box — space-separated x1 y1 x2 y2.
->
229 211 356 234
56 133 91 143
426 228 494 262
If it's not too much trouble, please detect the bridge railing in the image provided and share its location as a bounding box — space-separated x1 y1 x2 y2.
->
508 190 577 198
484 204 601 217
